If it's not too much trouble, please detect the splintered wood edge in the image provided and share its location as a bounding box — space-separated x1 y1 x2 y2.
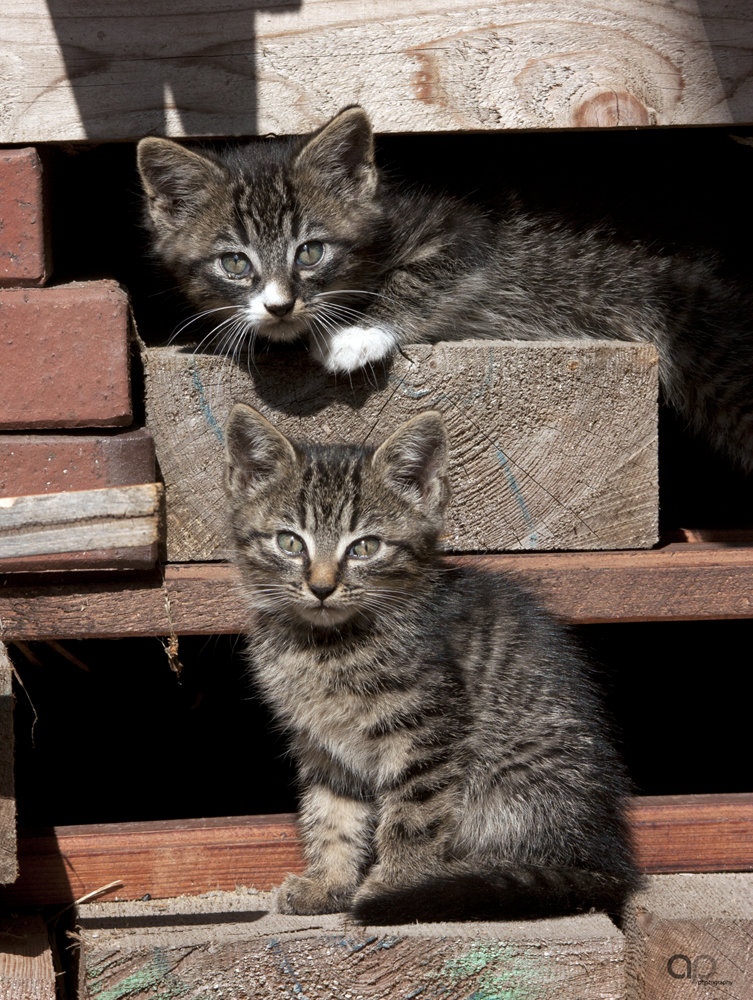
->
1 795 751 905
0 483 163 559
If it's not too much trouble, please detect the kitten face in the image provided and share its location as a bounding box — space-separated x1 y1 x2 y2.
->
138 107 384 353
224 406 450 628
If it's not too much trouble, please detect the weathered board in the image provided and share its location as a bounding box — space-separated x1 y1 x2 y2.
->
76 890 625 1000
625 873 753 1000
0 914 55 1000
1 0 752 142
0 643 16 886
3 796 750 907
143 340 659 559
0 483 163 563
3 541 753 639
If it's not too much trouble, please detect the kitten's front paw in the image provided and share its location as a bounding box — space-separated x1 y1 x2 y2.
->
310 325 398 373
275 873 354 915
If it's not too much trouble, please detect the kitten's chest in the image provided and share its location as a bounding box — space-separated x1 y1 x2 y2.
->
256 645 417 788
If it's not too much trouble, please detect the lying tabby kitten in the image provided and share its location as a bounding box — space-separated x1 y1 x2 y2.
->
139 106 753 472
224 403 640 922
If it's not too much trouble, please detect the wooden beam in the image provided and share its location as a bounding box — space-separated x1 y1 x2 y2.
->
76 893 625 1000
1 0 752 142
0 483 162 560
2 541 753 639
625 873 753 998
1 795 750 907
144 341 659 558
627 794 753 875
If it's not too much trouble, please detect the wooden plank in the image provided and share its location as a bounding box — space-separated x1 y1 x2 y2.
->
2 795 751 907
0 483 163 560
76 891 625 1000
2 541 753 639
2 814 305 907
0 428 157 572
627 794 753 875
0 914 56 1000
0 643 16 886
1 0 752 142
144 340 659 558
624 873 753 999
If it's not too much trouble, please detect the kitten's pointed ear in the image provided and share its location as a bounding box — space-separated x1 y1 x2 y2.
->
292 106 377 200
137 137 227 228
373 412 450 515
224 404 298 498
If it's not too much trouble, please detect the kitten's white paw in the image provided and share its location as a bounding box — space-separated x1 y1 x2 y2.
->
310 325 398 373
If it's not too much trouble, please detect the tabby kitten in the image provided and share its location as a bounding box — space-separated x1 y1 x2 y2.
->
224 403 640 922
139 106 753 472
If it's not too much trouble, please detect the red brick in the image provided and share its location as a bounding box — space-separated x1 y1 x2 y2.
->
0 148 50 287
0 281 132 429
0 427 157 572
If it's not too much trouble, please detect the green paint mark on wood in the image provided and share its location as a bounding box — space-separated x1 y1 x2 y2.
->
88 947 196 1000
434 942 541 1000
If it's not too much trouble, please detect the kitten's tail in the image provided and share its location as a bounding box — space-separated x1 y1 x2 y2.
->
351 859 642 924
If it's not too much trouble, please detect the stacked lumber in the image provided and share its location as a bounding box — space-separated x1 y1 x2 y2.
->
0 153 160 571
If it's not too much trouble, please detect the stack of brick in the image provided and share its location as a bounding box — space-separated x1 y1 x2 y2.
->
0 148 158 571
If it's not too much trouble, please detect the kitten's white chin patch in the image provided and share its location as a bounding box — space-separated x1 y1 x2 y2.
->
310 325 398 373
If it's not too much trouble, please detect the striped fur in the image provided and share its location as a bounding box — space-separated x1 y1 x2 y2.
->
224 404 640 922
140 106 753 472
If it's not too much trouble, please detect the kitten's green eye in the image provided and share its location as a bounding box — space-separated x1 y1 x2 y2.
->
295 242 324 267
278 532 305 555
349 537 380 558
220 253 251 277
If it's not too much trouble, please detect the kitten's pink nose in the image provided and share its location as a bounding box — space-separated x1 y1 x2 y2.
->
265 300 295 318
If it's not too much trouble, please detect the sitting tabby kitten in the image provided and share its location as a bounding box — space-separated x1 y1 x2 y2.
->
224 403 640 922
139 107 753 472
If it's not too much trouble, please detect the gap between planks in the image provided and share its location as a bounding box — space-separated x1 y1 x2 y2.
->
0 794 751 906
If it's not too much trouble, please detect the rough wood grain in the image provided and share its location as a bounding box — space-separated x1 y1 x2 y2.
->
1 795 750 907
144 340 658 558
76 890 625 1000
0 643 16 886
1 0 752 141
0 915 55 1000
0 483 163 560
625 873 753 1000
2 541 753 639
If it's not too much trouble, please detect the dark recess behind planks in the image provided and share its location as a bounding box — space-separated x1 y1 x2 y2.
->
15 124 751 830
11 620 753 829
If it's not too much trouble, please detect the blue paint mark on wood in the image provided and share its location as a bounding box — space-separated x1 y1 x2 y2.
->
388 366 538 548
495 446 538 547
266 937 312 998
188 360 224 444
